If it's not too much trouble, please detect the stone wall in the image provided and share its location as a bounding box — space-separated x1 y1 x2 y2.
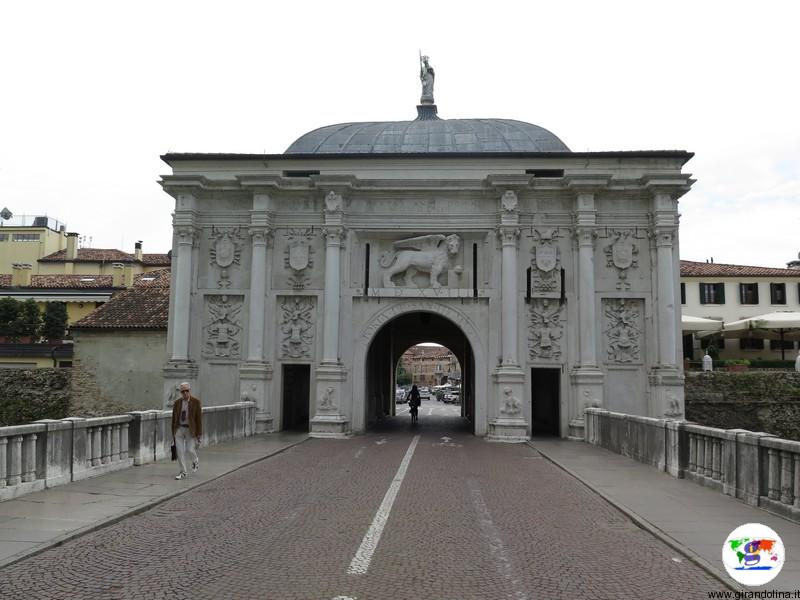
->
685 371 800 441
0 368 71 426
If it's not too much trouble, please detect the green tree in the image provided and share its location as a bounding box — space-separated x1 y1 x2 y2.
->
0 298 21 337
396 363 411 386
16 299 42 339
42 302 68 341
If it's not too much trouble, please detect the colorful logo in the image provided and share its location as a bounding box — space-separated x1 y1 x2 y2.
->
722 523 785 586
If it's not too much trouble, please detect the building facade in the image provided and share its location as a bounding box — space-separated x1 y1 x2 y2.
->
681 260 800 360
159 75 693 441
400 345 459 388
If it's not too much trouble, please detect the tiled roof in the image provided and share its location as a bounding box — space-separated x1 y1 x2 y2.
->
39 248 170 266
0 274 116 289
142 253 171 266
71 270 171 330
680 260 800 277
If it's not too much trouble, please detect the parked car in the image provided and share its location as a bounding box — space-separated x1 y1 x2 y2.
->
419 387 431 400
443 389 461 404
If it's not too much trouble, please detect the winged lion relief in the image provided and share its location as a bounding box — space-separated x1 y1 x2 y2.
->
379 234 462 289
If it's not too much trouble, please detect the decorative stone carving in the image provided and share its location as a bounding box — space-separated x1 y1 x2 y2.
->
499 386 521 416
663 393 682 418
501 190 518 213
240 383 258 403
324 191 343 214
249 227 274 248
603 229 641 290
318 386 338 412
379 234 461 288
203 295 243 358
283 229 316 290
279 296 315 359
528 298 564 361
529 228 562 292
209 226 243 289
582 389 602 410
603 298 643 364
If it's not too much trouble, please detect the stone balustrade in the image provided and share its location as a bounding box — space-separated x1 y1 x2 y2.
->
585 407 800 522
0 402 256 502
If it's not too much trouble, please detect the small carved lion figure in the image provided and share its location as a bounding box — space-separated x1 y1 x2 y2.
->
379 234 461 288
499 386 521 416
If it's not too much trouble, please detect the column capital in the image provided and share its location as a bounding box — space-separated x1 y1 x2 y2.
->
322 226 347 246
175 226 198 246
652 227 675 248
573 226 597 247
249 226 274 248
496 226 521 248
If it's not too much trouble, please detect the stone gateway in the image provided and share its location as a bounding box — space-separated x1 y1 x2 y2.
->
160 63 693 441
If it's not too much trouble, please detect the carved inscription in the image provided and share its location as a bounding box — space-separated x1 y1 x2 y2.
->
203 295 243 359
528 298 564 361
603 298 643 363
279 296 315 359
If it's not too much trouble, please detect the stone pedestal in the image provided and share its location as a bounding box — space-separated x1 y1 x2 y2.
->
162 360 198 409
649 367 685 419
488 367 528 442
569 367 605 440
239 362 274 433
310 363 350 438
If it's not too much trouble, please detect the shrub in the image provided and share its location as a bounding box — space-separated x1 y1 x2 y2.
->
43 301 68 341
0 298 20 337
16 299 42 339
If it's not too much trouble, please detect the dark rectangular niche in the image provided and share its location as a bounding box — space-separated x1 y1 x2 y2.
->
525 169 564 178
283 170 320 177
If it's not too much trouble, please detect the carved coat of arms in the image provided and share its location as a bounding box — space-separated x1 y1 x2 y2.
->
209 227 243 288
283 229 316 290
604 229 640 290
529 228 561 292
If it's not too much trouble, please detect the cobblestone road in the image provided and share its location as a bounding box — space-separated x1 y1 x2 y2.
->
0 407 727 599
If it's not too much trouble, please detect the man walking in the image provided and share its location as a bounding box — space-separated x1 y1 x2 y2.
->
172 382 203 480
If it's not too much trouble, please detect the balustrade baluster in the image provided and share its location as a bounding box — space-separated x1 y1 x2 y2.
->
21 433 37 483
111 425 120 462
688 434 696 473
768 448 780 501
102 425 111 464
780 451 794 505
7 436 23 486
0 438 7 488
794 456 800 510
91 427 102 467
712 439 721 481
120 423 129 460
696 435 705 477
704 438 713 477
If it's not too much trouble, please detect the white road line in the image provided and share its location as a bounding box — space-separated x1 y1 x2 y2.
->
467 478 529 600
347 434 420 575
427 407 433 416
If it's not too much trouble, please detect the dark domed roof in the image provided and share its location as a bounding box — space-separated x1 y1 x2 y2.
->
284 118 570 154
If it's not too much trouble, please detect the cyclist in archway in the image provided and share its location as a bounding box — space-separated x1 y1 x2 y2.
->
407 384 421 424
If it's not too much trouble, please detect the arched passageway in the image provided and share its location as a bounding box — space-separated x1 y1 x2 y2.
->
364 311 475 434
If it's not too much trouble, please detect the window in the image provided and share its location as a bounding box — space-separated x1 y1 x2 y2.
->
699 282 725 304
770 283 787 305
0 233 8 241
739 283 759 304
739 338 764 350
770 340 795 351
680 283 686 305
12 233 40 242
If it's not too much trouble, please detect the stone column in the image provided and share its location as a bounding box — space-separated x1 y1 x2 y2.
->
240 212 275 433
162 193 198 414
170 226 196 362
322 225 344 365
488 190 527 442
311 191 349 438
568 185 605 440
648 188 684 419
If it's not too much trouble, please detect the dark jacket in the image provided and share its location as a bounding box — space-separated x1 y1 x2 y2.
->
172 395 203 438
407 388 421 408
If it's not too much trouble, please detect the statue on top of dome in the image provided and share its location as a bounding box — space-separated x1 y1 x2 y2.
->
419 53 435 105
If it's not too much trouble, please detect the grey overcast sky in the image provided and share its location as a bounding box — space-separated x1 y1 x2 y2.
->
1 0 798 267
